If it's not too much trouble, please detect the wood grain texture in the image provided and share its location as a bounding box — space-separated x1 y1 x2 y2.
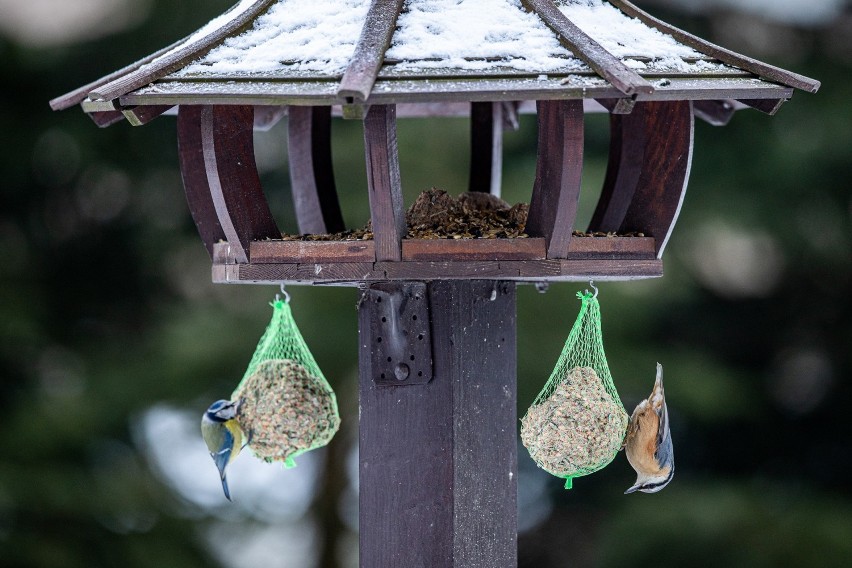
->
608 0 820 93
526 99 584 259
359 281 517 567
402 238 545 261
521 0 654 96
177 105 226 258
251 240 375 263
211 247 664 284
89 0 277 102
363 105 405 261
287 106 345 234
619 101 694 258
201 105 279 263
469 102 503 196
338 0 406 101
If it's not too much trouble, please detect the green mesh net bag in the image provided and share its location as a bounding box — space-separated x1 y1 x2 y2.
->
520 288 628 489
232 296 340 468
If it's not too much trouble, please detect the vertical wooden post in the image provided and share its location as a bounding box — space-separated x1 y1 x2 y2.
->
363 104 405 261
287 105 345 234
359 280 518 568
469 102 503 197
526 99 584 259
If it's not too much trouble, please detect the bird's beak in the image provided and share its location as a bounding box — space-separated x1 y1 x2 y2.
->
624 483 641 495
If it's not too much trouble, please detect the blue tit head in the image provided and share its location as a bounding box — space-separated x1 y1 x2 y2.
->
201 399 243 501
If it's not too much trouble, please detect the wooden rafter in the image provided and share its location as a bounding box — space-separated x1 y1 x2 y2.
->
287 106 345 234
338 0 405 102
521 0 654 96
88 0 277 103
608 0 820 93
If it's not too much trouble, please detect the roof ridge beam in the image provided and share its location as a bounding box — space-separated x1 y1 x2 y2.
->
338 0 405 102
521 0 654 96
608 0 821 93
86 0 277 104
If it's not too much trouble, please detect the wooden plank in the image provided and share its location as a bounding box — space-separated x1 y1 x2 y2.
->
402 238 544 261
566 236 655 257
89 0 277 103
178 106 227 258
737 98 786 116
359 281 517 568
119 76 794 107
363 105 405 261
526 99 584 259
588 103 649 233
287 106 346 234
608 0 820 93
251 240 375 263
50 37 188 110
619 101 694 258
122 105 174 126
201 105 280 263
521 0 654 96
469 102 504 196
87 111 126 128
693 99 736 126
338 0 406 102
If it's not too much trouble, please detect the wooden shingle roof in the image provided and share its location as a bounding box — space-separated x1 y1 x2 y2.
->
51 0 819 118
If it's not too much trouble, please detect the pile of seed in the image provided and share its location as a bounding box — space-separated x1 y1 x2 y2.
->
521 366 628 477
405 188 529 239
235 359 340 463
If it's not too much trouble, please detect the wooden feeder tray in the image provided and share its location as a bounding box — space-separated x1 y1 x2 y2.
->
50 0 818 286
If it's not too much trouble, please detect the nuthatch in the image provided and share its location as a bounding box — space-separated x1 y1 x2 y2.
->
201 399 247 501
623 363 674 494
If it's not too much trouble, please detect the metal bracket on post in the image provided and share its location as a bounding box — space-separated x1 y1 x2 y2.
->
366 282 433 386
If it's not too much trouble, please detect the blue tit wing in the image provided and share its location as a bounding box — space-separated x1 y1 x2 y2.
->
211 428 235 477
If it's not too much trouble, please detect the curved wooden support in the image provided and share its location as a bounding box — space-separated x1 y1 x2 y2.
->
200 105 279 263
526 100 584 259
592 101 693 258
177 106 226 258
588 103 649 234
287 106 345 234
364 104 405 262
469 102 504 196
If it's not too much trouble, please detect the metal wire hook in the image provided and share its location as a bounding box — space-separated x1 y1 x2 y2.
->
587 280 599 299
275 283 291 303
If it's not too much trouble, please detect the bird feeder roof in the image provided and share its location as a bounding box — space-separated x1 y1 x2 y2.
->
51 0 819 115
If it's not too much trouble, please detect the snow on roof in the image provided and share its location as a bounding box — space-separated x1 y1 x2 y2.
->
166 0 721 79
559 1 700 59
177 0 370 77
385 0 585 73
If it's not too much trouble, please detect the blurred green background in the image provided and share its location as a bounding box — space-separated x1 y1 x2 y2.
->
1 0 850 566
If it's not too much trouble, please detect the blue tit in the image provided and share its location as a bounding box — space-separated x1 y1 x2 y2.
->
201 399 246 501
623 363 674 494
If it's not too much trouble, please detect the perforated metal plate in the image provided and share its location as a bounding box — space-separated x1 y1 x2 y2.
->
365 282 433 386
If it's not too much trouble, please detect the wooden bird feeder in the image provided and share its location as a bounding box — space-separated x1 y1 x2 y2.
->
52 0 818 566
